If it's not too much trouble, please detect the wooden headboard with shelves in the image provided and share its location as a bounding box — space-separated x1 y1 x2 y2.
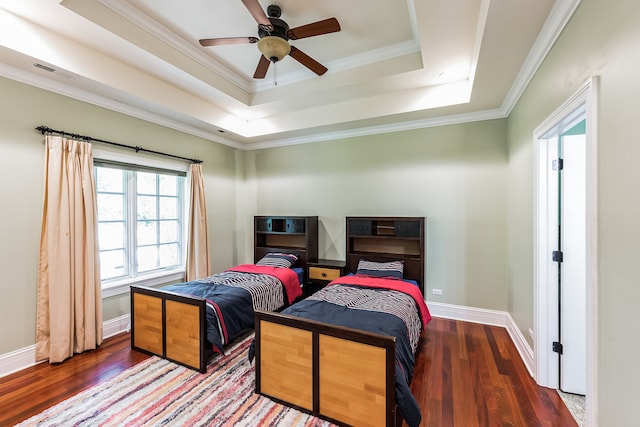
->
254 216 318 267
346 216 425 294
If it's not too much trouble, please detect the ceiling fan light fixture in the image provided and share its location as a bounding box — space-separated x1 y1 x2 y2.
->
257 36 290 62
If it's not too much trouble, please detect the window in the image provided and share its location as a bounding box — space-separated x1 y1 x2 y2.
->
94 156 188 295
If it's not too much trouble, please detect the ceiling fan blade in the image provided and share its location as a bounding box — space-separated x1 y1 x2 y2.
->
289 46 328 76
199 37 259 47
241 0 274 31
287 18 340 40
253 55 271 79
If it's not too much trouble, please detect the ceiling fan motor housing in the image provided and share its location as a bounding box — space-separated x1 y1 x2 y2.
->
258 17 289 40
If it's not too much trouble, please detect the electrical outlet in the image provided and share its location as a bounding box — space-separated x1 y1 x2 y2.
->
529 328 534 340
432 288 442 296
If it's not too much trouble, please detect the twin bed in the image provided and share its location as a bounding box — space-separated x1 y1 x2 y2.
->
254 271 430 427
129 252 305 373
130 216 429 427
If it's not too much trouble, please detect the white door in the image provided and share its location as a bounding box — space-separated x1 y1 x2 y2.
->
538 106 587 395
534 77 597 422
558 126 587 395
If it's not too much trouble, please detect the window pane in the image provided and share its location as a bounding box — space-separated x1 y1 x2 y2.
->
97 194 124 221
159 220 178 243
159 196 177 219
138 221 157 245
137 196 157 220
95 167 123 192
137 172 156 194
159 243 179 267
98 222 124 250
100 249 126 280
159 175 177 196
95 161 185 285
138 246 158 272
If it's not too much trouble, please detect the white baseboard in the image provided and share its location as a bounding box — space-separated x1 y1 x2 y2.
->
0 344 38 379
103 314 131 338
427 301 535 378
427 301 509 326
505 312 535 378
0 314 131 379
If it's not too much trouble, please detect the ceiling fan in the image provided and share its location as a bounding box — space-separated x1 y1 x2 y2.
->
199 0 341 79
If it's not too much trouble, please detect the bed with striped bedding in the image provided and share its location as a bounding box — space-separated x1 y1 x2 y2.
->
254 274 431 427
131 263 302 372
162 265 302 353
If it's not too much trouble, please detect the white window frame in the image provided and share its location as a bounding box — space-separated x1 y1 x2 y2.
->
93 148 189 298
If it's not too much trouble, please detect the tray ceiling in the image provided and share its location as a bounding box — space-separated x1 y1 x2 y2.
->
0 0 578 149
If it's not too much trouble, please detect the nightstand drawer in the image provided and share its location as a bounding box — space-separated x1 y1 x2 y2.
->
308 266 342 281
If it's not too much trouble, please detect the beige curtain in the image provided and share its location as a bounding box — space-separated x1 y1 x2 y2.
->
35 136 103 363
185 163 211 281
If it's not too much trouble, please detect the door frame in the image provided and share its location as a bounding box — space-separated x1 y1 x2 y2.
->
533 77 598 423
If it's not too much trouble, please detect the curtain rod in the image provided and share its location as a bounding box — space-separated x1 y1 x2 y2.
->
35 126 203 164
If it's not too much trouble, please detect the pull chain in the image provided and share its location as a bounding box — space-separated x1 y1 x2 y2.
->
273 61 278 86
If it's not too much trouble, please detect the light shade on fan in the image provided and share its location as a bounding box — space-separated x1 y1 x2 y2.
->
257 36 291 62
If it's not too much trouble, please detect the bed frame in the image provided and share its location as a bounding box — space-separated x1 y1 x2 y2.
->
130 285 210 372
130 216 318 372
255 310 398 426
254 216 425 426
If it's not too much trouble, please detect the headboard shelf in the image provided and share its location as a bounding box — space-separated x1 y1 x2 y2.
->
260 234 306 248
346 216 426 294
350 237 421 256
254 216 318 267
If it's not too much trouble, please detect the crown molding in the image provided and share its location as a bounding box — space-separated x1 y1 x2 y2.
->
0 61 244 149
245 107 508 150
502 0 582 114
253 39 421 91
99 0 253 92
0 57 506 151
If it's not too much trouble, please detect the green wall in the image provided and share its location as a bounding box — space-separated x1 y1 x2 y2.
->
508 0 640 424
247 120 509 310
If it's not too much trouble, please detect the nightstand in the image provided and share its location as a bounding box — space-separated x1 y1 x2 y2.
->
305 259 346 296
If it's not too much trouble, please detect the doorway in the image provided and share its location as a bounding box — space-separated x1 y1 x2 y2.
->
533 77 598 422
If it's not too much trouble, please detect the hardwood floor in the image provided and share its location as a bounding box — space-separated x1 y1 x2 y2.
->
0 318 577 426
0 333 149 426
412 318 577 427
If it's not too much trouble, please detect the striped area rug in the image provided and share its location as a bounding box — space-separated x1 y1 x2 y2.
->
17 334 334 427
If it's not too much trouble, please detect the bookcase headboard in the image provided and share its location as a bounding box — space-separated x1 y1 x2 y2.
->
346 216 425 295
254 216 319 268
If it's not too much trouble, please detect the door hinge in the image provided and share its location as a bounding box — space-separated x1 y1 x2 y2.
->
552 341 563 354
552 250 563 262
552 159 564 170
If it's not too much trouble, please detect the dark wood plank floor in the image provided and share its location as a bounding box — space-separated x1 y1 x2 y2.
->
0 318 577 426
412 318 577 427
0 333 149 426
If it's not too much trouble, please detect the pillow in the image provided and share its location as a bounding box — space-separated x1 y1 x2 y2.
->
256 253 298 268
356 260 404 279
